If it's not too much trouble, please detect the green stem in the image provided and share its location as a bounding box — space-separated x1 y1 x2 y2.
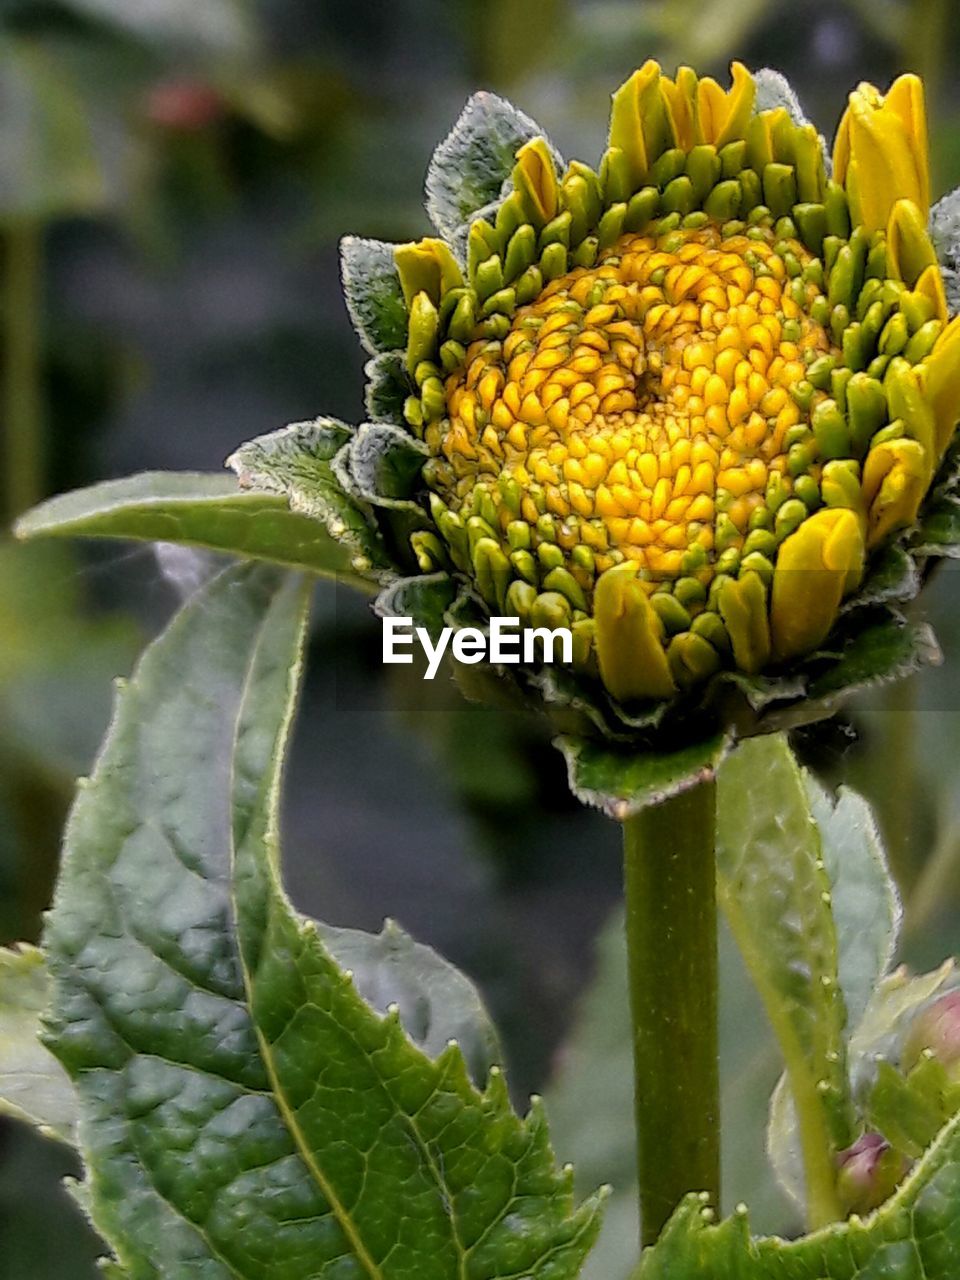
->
623 778 720 1247
4 220 44 521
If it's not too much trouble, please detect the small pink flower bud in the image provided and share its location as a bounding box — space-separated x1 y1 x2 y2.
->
146 81 224 132
836 1133 910 1215
903 991 960 1077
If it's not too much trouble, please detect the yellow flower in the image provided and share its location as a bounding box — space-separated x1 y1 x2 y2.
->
336 62 959 719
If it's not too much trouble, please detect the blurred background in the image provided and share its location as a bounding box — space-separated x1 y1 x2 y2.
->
0 1 957 1275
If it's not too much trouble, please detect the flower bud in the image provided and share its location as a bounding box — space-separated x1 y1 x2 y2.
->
902 992 960 1081
836 1133 911 1215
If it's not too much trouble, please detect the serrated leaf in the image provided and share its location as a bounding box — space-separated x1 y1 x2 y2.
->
557 731 731 820
635 1109 960 1279
347 423 428 507
425 92 561 242
318 919 501 1090
365 350 412 427
14 471 378 586
228 418 394 576
341 238 410 356
0 945 76 1146
43 561 604 1278
931 186 960 315
717 735 851 1228
843 544 920 610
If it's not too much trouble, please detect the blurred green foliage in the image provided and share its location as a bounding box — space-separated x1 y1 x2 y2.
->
0 1 958 1274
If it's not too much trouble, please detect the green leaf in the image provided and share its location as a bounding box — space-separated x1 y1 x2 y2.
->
803 778 901 1030
43 561 605 1278
0 945 76 1146
228 419 395 575
317 919 501 1090
341 238 410 356
557 731 731 820
913 495 960 557
844 544 919 610
635 1108 960 1278
425 92 561 241
717 735 851 1228
14 471 378 586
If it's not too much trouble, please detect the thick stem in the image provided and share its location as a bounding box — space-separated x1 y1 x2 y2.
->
623 778 720 1248
4 220 44 521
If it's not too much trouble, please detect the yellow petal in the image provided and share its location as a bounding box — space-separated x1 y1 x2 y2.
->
771 508 865 660
862 439 928 546
394 238 463 308
594 563 676 701
833 104 852 186
915 262 948 325
919 314 960 455
608 60 668 190
717 571 771 674
884 357 937 457
886 199 938 286
713 61 756 148
884 73 930 213
660 66 700 151
513 137 558 226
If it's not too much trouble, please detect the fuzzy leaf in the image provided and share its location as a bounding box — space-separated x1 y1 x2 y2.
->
365 350 412 427
43 561 604 1278
931 186 960 315
14 471 377 586
340 238 410 356
347 423 428 507
228 418 394 575
425 91 561 242
717 736 851 1224
558 731 731 819
804 778 901 1029
635 1107 960 1279
806 617 941 703
913 495 960 557
375 573 459 642
0 945 76 1146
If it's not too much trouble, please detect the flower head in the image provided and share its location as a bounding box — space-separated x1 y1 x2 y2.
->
235 63 960 770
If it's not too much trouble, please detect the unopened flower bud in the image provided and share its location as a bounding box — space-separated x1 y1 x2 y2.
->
836 1133 910 1215
903 991 960 1080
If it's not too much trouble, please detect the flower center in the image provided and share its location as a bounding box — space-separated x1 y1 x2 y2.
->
428 225 836 596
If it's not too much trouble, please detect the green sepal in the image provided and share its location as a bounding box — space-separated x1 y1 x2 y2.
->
228 418 394 575
344 422 429 508
425 90 563 241
364 349 412 427
557 731 731 820
340 236 409 355
374 572 459 641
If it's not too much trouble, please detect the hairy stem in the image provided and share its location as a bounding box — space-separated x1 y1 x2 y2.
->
623 779 720 1247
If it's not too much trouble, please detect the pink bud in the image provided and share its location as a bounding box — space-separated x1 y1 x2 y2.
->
145 81 225 132
903 991 960 1076
836 1133 910 1214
